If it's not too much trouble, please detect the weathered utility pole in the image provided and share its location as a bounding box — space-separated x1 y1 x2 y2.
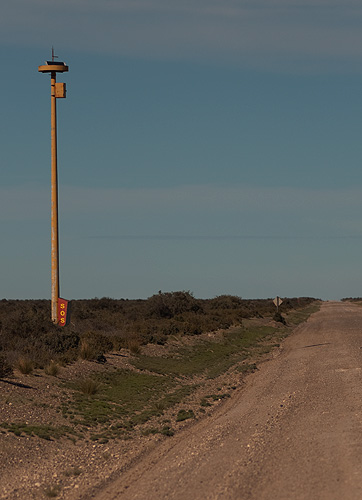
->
38 49 69 325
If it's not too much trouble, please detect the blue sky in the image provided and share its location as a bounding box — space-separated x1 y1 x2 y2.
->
2 0 362 300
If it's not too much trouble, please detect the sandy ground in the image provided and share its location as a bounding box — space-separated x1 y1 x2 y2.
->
90 301 362 500
0 317 281 500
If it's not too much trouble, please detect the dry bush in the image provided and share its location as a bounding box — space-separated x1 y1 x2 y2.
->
273 312 287 324
208 295 244 310
80 331 113 361
16 357 34 375
44 361 59 376
80 340 95 360
42 330 80 354
0 355 12 378
78 378 99 396
146 291 202 319
127 338 141 355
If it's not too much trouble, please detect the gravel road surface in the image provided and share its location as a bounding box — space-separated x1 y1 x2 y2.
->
92 301 362 500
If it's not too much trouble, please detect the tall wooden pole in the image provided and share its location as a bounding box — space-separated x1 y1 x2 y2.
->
38 55 68 324
50 70 60 323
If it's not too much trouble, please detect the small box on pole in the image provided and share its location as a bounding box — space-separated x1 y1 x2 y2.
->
55 82 66 98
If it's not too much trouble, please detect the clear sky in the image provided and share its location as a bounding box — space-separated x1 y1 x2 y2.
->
2 0 362 301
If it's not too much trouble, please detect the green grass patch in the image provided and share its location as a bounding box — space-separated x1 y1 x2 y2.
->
161 425 174 436
286 303 321 325
0 422 78 440
176 409 195 422
205 393 231 401
64 369 194 440
200 398 212 407
141 427 159 436
236 363 257 374
132 326 277 379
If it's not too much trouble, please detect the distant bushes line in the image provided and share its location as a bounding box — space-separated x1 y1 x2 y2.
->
0 292 315 375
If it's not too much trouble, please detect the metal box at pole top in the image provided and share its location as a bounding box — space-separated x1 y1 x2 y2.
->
55 82 66 98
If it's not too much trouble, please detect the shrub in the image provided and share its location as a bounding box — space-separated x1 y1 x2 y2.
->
0 355 12 378
146 291 202 319
209 295 244 310
78 378 99 396
0 296 316 369
64 466 82 477
80 341 96 360
44 484 61 498
273 312 286 325
127 338 141 355
16 357 34 375
44 361 59 377
182 317 203 336
176 409 195 422
42 330 80 354
80 331 113 361
80 341 106 363
161 425 174 436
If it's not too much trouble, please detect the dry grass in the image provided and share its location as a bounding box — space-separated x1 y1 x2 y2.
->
44 361 60 377
16 357 34 375
127 338 142 355
79 341 94 360
0 355 12 377
78 378 100 396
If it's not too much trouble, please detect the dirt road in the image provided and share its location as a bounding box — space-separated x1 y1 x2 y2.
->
92 302 362 500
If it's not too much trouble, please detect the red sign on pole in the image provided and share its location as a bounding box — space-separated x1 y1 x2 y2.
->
58 298 71 326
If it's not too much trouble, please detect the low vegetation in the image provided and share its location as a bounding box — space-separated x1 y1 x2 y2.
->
44 484 61 498
0 293 316 369
0 422 77 441
176 409 195 422
0 355 12 378
15 357 34 375
44 360 59 377
0 293 319 444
